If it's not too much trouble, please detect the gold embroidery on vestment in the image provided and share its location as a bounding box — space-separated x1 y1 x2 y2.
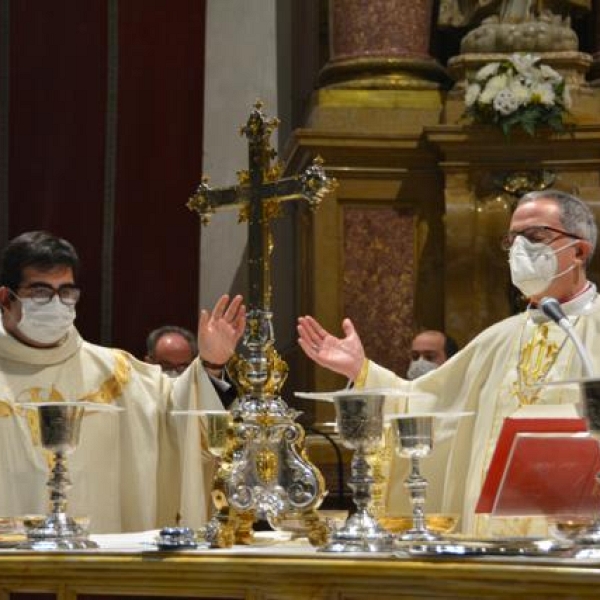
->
512 324 560 406
0 350 132 456
80 350 131 404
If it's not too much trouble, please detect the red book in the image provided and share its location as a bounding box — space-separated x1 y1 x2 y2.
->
476 417 600 516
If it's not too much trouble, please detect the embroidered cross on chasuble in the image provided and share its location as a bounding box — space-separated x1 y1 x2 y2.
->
486 319 579 470
513 322 570 407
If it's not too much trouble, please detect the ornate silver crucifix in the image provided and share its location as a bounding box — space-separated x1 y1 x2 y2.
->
188 101 337 547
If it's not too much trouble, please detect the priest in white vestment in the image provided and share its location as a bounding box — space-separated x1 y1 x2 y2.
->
298 189 599 536
0 231 246 533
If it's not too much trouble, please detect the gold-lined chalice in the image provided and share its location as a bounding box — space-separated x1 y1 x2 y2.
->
203 410 231 458
17 401 121 550
171 409 235 548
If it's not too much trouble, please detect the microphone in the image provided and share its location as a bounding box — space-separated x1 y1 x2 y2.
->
540 296 595 377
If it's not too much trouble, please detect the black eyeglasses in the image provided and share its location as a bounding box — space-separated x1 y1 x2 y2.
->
15 284 81 306
501 225 583 251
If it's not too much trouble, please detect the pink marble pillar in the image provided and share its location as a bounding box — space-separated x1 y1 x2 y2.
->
320 0 447 88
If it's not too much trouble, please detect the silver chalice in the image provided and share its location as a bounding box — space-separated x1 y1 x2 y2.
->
320 390 394 553
389 414 438 542
18 401 122 550
388 411 472 542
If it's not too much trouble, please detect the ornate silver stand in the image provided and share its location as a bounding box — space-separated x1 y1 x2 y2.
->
390 414 438 542
19 401 121 550
321 391 394 553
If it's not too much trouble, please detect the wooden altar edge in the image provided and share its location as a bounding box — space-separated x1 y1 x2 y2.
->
2 553 600 599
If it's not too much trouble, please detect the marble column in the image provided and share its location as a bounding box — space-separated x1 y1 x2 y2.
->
590 0 600 84
319 0 447 89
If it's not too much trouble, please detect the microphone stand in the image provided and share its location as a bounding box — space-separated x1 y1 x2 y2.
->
539 297 594 377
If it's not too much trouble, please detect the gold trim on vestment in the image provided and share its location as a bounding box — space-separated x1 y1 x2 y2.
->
0 350 132 451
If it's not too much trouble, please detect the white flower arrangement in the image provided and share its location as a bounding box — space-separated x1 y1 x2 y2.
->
463 54 572 137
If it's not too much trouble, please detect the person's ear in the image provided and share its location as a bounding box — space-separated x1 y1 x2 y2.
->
576 240 592 266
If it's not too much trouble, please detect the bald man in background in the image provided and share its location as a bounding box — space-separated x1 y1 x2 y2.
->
145 325 198 378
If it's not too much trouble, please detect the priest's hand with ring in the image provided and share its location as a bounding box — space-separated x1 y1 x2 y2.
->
198 294 246 374
297 315 365 381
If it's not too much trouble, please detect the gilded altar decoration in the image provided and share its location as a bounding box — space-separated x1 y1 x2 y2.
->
464 54 571 137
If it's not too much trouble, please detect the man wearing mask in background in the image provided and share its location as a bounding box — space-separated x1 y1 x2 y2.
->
145 325 198 378
0 231 246 533
145 325 238 408
407 329 459 379
298 190 598 537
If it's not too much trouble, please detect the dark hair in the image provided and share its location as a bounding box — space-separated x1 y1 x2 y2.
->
146 325 198 357
444 334 459 359
0 231 80 290
413 329 460 360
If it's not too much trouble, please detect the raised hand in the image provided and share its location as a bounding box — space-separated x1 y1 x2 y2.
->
198 294 246 367
297 315 365 381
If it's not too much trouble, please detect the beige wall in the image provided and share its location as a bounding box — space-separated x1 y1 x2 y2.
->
201 0 297 354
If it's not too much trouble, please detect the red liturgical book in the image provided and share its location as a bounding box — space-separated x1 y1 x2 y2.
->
476 417 600 516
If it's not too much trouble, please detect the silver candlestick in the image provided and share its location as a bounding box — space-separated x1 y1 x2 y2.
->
390 414 438 542
321 390 394 553
18 401 122 550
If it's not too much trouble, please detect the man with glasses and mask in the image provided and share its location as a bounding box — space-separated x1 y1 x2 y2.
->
0 231 246 533
297 189 598 537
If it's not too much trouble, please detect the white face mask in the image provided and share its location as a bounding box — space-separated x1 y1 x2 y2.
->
163 369 181 379
407 358 438 380
16 296 76 344
508 236 577 298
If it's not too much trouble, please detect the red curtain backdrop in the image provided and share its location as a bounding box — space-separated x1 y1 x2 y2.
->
5 0 206 357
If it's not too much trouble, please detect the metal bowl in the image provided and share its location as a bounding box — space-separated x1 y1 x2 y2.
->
548 516 597 541
379 514 459 535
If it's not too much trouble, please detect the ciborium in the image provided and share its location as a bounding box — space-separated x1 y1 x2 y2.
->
17 401 122 550
320 390 394 553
